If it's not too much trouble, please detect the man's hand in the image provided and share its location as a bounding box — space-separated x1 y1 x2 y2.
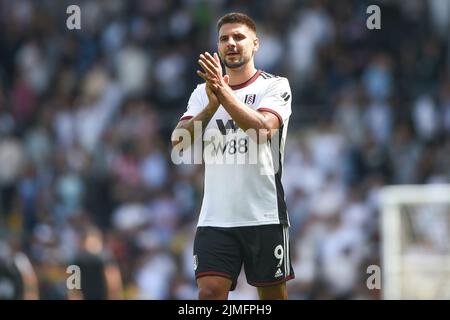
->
205 83 220 111
195 52 282 142
197 52 229 92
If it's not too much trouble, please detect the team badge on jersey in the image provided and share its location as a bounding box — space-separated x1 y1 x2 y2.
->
244 94 256 105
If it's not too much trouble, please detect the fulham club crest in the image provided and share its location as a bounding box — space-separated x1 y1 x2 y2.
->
244 94 256 105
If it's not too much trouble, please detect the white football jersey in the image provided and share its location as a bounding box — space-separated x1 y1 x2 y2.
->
180 70 292 227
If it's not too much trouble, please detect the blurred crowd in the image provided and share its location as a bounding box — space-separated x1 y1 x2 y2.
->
0 0 449 299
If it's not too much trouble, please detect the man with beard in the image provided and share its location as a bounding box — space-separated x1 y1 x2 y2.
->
172 13 294 300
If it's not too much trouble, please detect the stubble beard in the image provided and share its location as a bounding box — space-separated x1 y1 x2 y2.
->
221 51 251 69
223 56 246 69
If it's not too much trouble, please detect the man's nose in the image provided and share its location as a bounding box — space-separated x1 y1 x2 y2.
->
226 38 236 47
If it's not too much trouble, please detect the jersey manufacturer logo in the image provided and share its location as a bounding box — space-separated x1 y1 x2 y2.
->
281 92 290 102
275 268 283 278
193 255 198 271
244 94 256 105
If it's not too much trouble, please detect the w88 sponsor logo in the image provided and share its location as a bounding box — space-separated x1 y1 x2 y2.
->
211 137 248 155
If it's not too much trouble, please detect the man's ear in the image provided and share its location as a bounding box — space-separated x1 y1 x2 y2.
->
253 37 259 53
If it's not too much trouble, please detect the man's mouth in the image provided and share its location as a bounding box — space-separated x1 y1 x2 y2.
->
226 52 239 57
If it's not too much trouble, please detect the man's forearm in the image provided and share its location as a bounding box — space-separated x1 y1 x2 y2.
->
216 86 268 132
172 103 217 146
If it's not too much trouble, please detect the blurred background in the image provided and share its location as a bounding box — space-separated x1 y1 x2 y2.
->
0 0 449 300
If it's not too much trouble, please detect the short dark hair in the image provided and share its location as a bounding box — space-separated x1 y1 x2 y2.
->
217 13 257 34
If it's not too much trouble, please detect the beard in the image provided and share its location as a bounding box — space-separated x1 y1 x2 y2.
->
223 56 246 68
221 52 251 69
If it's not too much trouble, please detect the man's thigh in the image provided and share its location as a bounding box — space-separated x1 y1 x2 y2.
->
237 224 295 288
193 227 243 290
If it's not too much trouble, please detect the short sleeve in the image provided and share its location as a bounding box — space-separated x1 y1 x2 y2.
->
257 78 292 125
180 84 206 121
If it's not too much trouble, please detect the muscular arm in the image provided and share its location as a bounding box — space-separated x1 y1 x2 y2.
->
171 102 218 148
215 85 280 138
197 52 281 141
